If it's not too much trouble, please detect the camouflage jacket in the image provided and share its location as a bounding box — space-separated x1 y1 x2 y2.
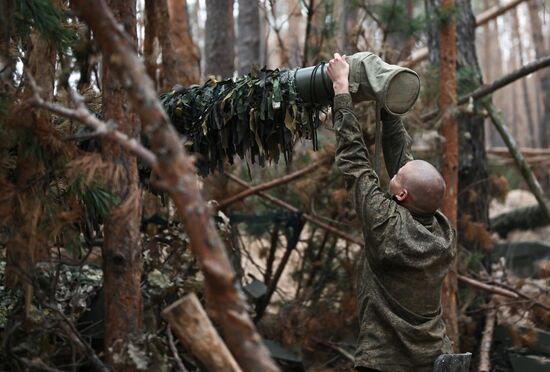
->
333 93 455 371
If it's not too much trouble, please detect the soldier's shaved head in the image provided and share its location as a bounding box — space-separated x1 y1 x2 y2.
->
389 160 446 214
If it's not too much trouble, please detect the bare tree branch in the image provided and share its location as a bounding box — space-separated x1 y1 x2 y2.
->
422 54 550 122
227 173 362 245
218 157 330 209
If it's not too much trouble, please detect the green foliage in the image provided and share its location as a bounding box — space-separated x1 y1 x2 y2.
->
456 66 482 96
365 1 426 39
68 177 120 220
13 0 77 50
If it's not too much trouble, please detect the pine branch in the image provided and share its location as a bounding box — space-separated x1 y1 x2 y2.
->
26 73 158 169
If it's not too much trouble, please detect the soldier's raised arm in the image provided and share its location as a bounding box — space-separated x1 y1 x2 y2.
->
381 109 414 179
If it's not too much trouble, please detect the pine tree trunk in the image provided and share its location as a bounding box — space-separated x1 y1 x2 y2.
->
438 0 461 351
511 7 536 147
287 0 303 67
237 0 260 75
456 0 491 356
144 0 160 87
204 0 235 79
527 0 550 147
101 0 143 367
165 0 200 88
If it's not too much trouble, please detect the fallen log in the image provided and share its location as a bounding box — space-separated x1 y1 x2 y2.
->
162 293 243 372
490 205 550 238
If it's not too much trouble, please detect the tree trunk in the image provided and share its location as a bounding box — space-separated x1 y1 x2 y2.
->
101 0 143 367
144 0 161 87
287 0 303 67
427 0 460 351
511 7 536 147
204 0 235 79
455 0 491 356
456 0 490 254
237 0 260 75
527 0 550 147
165 0 200 88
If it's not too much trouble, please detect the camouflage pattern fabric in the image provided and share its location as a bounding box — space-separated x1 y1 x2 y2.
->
333 93 455 371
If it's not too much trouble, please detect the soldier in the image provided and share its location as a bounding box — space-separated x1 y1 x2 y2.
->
327 53 456 372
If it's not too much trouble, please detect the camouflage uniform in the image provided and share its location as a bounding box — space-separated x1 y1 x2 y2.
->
333 93 455 371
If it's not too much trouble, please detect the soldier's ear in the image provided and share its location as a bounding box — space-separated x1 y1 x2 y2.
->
394 188 408 202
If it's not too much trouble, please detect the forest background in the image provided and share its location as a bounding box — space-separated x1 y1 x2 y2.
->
1 0 550 371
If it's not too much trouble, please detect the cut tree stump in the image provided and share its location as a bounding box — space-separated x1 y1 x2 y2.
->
162 293 243 372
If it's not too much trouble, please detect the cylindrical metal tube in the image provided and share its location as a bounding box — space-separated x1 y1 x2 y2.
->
294 63 335 107
293 52 421 115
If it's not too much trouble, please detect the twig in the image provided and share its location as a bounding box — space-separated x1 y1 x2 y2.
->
227 174 362 245
458 275 550 311
43 304 110 372
458 275 519 299
166 327 189 372
478 297 496 372
218 157 329 209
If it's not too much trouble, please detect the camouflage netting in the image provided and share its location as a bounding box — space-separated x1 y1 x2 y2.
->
161 68 326 175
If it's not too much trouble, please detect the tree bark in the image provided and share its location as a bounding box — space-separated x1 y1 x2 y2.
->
511 7 536 147
165 0 200 88
70 2 279 370
162 293 243 372
237 0 260 75
287 0 303 67
527 0 550 147
204 0 235 79
144 0 161 87
456 0 490 253
101 0 143 368
437 0 460 351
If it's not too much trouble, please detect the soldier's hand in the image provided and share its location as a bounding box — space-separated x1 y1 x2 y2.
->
327 53 349 95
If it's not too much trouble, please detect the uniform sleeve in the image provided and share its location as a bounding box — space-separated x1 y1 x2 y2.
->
333 94 401 245
381 108 414 178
